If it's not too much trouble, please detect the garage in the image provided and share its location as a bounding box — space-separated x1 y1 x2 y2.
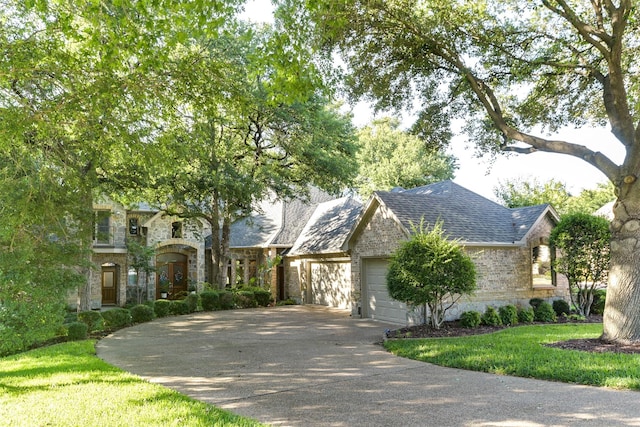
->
362 258 415 325
310 261 351 309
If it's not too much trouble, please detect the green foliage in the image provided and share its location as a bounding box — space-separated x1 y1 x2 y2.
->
154 300 171 318
184 293 199 313
200 291 220 311
550 213 610 316
130 304 155 324
244 287 272 307
384 324 640 389
529 298 544 310
534 302 557 323
498 305 518 326
276 298 298 306
592 290 607 315
66 322 88 341
234 291 258 309
481 306 502 327
494 178 570 212
219 291 235 310
387 221 476 328
102 308 132 330
355 117 457 198
169 300 189 316
77 311 104 333
459 311 482 328
517 307 535 324
552 299 571 317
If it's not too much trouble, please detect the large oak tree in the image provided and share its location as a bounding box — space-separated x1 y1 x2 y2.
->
281 0 640 343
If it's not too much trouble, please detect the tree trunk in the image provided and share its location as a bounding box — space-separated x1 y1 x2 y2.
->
220 212 231 288
602 192 640 343
209 193 222 288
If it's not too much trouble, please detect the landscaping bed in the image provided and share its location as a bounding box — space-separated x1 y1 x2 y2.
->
386 315 640 354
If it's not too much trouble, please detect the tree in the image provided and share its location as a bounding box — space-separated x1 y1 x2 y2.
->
386 222 476 329
550 213 610 316
134 26 358 286
355 117 457 198
283 0 640 343
126 239 155 305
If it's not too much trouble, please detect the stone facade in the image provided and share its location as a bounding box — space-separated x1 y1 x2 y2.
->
347 201 569 321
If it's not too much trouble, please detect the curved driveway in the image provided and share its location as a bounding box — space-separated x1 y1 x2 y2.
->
97 305 640 426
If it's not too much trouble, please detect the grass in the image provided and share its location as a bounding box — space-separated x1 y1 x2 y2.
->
0 340 265 427
384 323 640 390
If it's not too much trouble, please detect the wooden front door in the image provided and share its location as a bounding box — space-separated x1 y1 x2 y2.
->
102 267 118 305
156 253 188 299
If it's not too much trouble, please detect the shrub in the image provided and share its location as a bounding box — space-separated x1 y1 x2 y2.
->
102 308 132 330
481 306 502 326
246 287 272 307
154 299 171 317
498 305 518 326
185 293 199 313
219 290 235 310
459 311 482 328
276 298 297 306
534 301 557 323
169 300 189 315
552 299 571 316
200 291 220 311
67 321 88 341
234 291 257 309
131 304 154 323
77 311 103 332
529 298 544 310
591 289 606 315
517 306 535 323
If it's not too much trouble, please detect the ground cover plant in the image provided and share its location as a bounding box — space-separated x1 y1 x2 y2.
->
384 323 640 390
0 340 264 427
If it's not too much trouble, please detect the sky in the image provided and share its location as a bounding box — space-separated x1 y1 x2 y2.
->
240 0 623 201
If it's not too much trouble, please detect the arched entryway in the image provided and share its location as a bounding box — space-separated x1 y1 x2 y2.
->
156 253 188 299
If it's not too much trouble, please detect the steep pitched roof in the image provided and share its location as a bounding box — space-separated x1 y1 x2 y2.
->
366 180 554 245
289 197 363 256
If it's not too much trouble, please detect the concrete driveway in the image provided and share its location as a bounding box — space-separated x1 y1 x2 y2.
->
97 305 640 426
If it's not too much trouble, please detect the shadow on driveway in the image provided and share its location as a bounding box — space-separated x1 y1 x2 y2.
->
97 305 640 426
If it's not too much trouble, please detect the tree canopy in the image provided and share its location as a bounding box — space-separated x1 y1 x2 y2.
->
281 0 640 343
355 117 457 199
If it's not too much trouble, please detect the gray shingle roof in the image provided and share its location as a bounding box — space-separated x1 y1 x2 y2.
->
375 180 551 244
289 197 363 255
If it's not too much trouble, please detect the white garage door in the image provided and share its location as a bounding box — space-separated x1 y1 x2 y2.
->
363 258 413 325
310 262 350 309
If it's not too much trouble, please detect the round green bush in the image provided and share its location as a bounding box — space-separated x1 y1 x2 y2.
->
185 293 199 313
498 305 519 326
234 290 257 309
154 299 171 317
77 310 103 332
219 290 235 310
67 321 88 341
131 304 154 323
200 291 220 311
102 308 132 330
517 306 535 323
534 301 557 322
481 306 502 326
169 300 189 315
529 298 544 310
459 310 481 328
552 299 571 316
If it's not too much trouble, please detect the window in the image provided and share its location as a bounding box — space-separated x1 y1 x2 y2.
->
94 211 111 244
532 243 554 287
171 221 182 238
128 218 139 235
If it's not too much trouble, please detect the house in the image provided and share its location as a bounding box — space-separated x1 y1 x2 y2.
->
289 180 569 324
68 197 210 309
74 181 568 322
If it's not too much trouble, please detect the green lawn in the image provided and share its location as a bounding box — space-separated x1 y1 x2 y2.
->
0 340 265 427
384 323 640 390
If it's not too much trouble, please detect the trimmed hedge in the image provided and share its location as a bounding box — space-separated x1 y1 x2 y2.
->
154 299 171 317
67 322 88 341
481 306 502 326
200 291 220 311
77 311 103 332
102 308 132 330
219 291 234 310
460 310 481 328
185 293 199 313
131 304 154 323
169 300 189 316
234 291 257 309
517 306 535 323
552 299 571 316
498 305 518 326
534 301 557 323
